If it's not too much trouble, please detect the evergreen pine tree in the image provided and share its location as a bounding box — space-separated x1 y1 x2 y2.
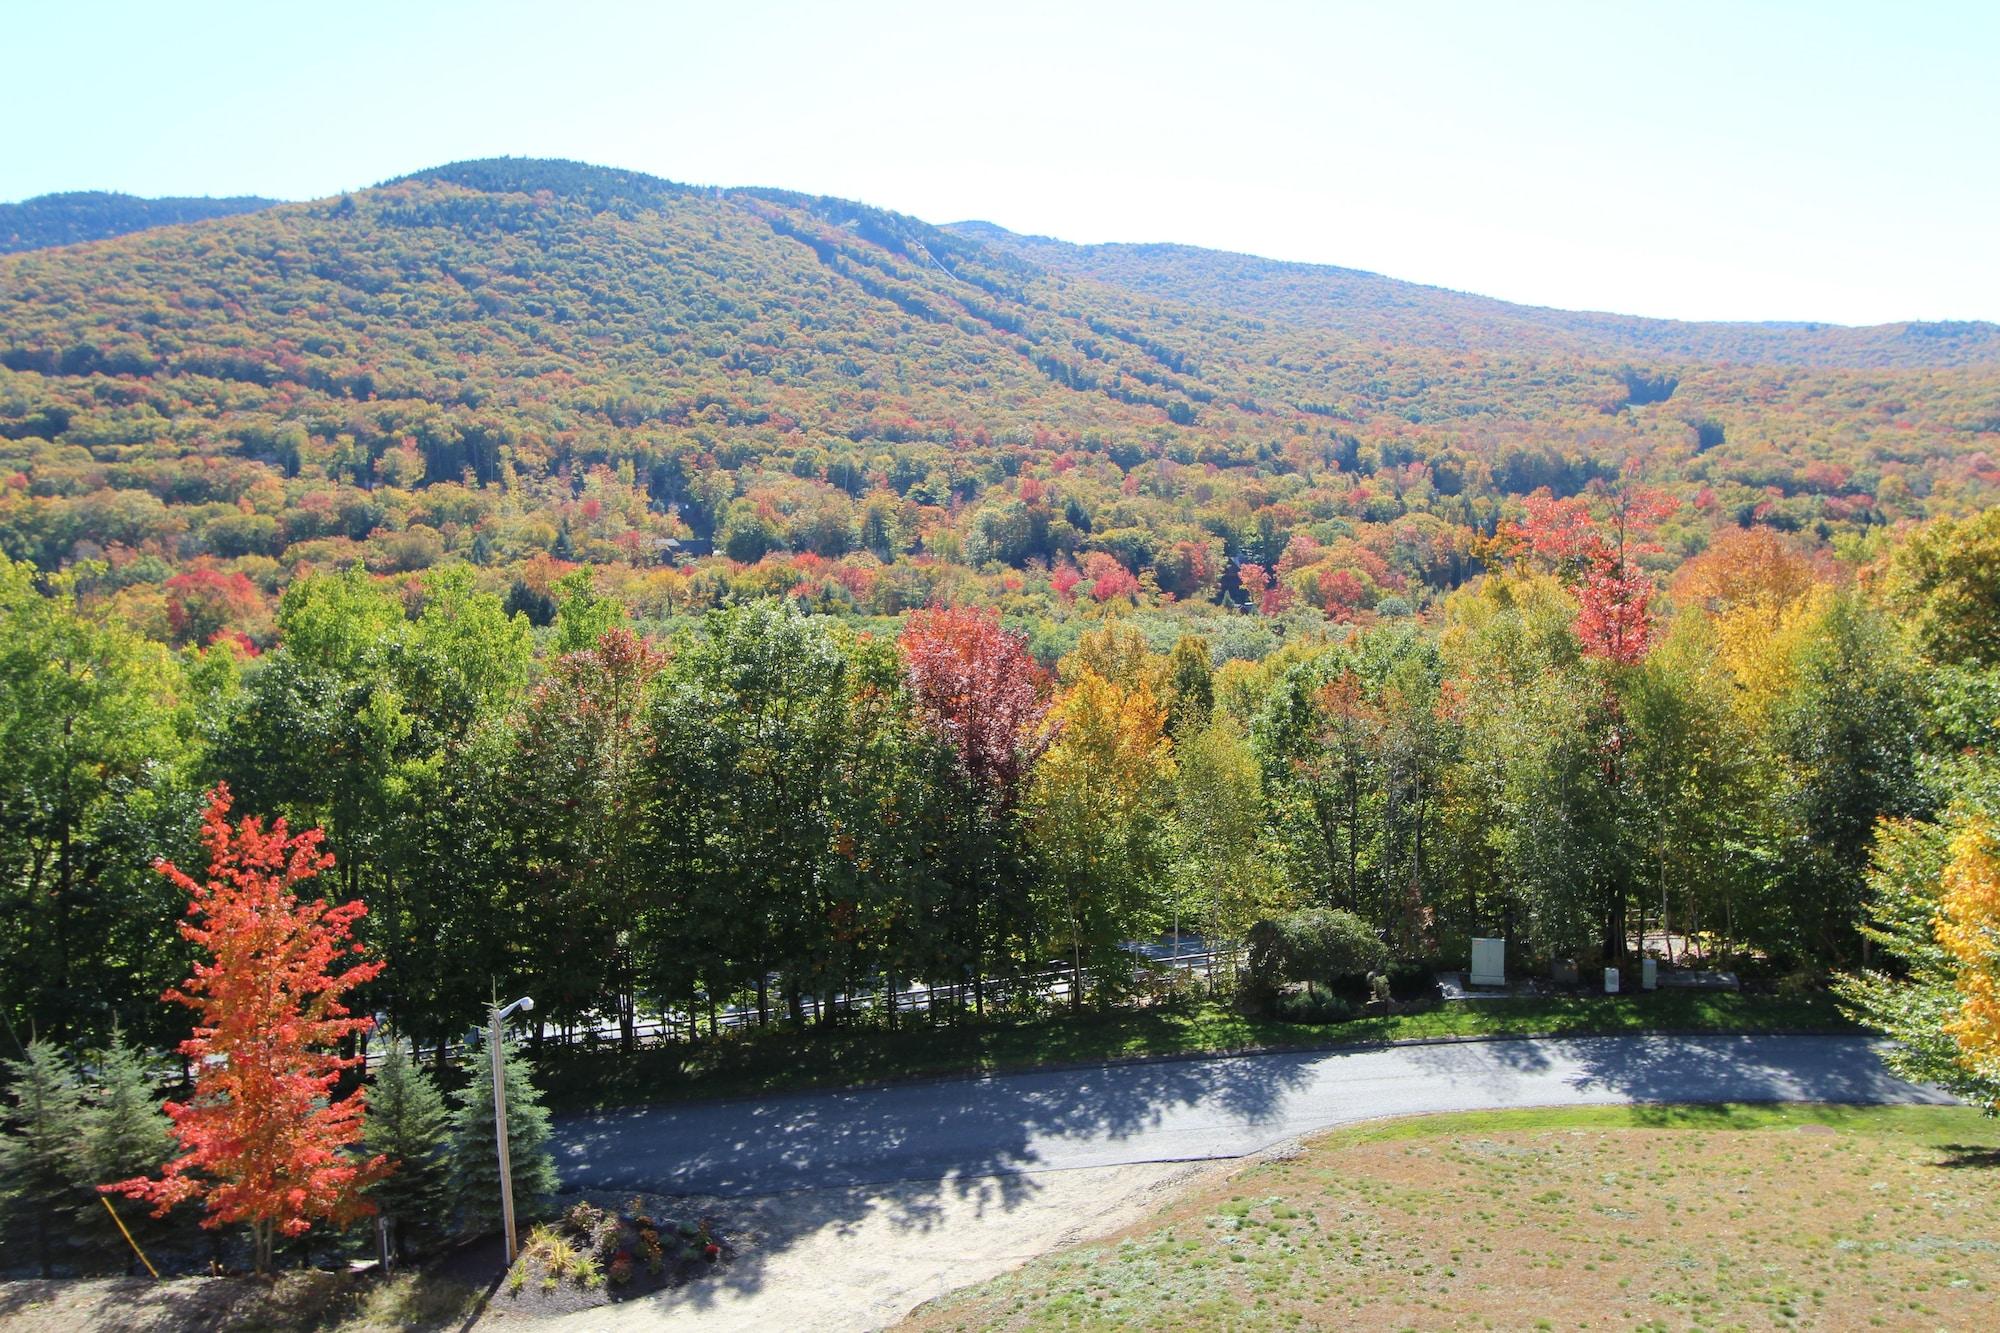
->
448 1037 559 1234
0 1040 88 1277
80 1025 172 1187
365 1037 454 1259
80 1025 175 1273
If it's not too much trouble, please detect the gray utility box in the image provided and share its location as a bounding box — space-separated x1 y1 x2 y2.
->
1469 937 1506 988
1604 967 1620 994
1641 957 1658 990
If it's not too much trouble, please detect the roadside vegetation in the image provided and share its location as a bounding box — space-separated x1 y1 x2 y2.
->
908 1103 2000 1331
530 989 1853 1114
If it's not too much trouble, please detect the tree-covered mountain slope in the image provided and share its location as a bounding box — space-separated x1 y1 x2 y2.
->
0 190 280 254
0 158 1995 648
949 221 2000 370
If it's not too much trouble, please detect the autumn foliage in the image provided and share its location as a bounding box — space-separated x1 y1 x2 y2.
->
104 784 387 1271
1509 485 1677 665
899 605 1053 798
1936 819 2000 1109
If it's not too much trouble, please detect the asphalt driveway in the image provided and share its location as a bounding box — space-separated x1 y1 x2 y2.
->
551 1033 1953 1196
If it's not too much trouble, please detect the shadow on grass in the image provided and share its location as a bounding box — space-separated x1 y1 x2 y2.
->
1933 1143 2000 1169
0 1267 483 1333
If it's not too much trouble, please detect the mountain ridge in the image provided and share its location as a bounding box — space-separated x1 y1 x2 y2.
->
0 190 281 254
5 159 1991 367
944 219 2000 370
1 155 1994 643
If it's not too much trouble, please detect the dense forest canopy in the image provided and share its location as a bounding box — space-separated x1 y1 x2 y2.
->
0 156 1994 657
1 159 1997 1113
953 222 2000 370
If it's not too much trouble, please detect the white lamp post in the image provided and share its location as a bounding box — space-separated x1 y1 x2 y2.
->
488 995 534 1264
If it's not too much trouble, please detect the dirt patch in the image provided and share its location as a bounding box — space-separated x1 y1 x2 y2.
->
906 1108 2000 1330
493 1162 1217 1332
0 1268 477 1332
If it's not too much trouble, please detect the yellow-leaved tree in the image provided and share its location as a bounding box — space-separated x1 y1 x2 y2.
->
1936 820 2000 1108
1027 671 1175 1009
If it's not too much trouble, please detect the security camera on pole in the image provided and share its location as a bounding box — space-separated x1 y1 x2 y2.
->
487 994 534 1263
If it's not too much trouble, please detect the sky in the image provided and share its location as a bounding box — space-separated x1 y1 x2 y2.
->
9 0 1996 325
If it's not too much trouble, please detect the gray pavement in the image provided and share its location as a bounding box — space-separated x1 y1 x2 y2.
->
550 1034 1954 1197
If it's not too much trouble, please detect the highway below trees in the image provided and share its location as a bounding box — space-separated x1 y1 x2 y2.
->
550 1033 1952 1197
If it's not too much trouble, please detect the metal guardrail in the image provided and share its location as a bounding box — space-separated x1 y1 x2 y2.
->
365 944 1242 1069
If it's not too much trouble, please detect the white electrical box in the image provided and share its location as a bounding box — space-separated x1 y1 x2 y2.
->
1604 966 1620 994
1470 937 1506 988
1641 958 1658 990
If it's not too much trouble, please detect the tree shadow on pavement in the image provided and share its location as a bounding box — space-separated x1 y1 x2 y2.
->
548 1048 1317 1308
1401 1032 1953 1116
545 1032 1951 1316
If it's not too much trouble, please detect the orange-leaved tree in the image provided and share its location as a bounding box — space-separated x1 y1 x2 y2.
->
103 784 388 1272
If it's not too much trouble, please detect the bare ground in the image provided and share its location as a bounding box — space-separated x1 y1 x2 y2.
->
0 1166 1202 1333
502 1162 1218 1333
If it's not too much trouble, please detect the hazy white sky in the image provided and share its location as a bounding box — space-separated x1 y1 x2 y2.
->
9 1 1995 324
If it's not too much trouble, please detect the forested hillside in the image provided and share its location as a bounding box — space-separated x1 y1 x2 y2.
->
0 190 279 254
2 160 1997 1113
2 158 1996 652
952 222 2000 370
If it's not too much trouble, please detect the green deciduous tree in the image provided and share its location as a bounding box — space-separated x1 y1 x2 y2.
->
506 628 662 1046
1884 508 2000 671
644 601 856 1025
1170 719 1282 948
1765 592 1925 965
0 559 195 1048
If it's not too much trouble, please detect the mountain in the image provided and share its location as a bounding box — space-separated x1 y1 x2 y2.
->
0 157 1995 646
0 191 281 254
947 222 2000 370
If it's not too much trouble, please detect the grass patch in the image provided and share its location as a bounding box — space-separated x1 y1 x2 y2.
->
905 1104 2000 1332
532 989 1852 1113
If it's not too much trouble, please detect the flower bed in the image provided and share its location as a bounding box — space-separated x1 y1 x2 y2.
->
498 1196 729 1315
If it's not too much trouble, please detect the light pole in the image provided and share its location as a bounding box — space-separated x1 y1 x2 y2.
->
488 995 534 1264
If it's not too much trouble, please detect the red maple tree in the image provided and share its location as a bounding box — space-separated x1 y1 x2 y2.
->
164 563 265 649
103 784 388 1272
899 605 1053 800
1082 551 1140 603
1509 484 1677 665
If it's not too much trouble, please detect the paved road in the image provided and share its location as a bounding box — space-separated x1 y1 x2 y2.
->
551 1034 1954 1197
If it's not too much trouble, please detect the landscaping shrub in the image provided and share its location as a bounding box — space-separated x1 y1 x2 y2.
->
1243 908 1390 1014
1387 959 1441 1002
1275 983 1359 1025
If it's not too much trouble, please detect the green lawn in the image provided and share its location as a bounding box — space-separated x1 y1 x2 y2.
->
905 1103 2000 1331
530 989 1854 1114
